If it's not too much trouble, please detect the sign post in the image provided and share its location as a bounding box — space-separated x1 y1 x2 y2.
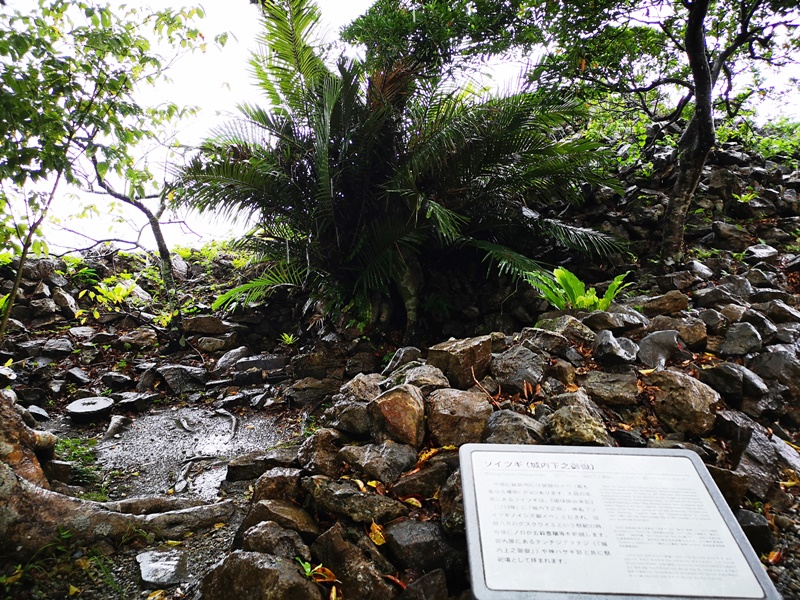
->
459 444 781 600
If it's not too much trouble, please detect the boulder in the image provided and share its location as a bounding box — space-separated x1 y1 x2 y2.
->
641 290 689 316
302 475 409 524
535 315 596 346
199 551 322 600
482 410 546 445
252 467 303 503
426 388 493 446
489 345 546 394
719 322 762 355
579 371 639 406
385 519 465 583
592 330 638 364
234 500 321 547
427 335 492 389
391 461 450 500
369 385 426 448
637 330 691 369
545 404 613 446
338 440 418 484
400 364 451 395
226 447 300 481
241 521 311 562
439 470 465 535
649 315 707 350
645 370 718 436
311 523 398 600
297 428 348 478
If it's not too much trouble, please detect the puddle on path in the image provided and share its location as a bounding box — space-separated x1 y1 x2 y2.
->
94 407 301 502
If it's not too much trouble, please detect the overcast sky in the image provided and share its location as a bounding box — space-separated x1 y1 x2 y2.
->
42 0 379 252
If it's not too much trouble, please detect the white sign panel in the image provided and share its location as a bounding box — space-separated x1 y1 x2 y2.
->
460 445 779 600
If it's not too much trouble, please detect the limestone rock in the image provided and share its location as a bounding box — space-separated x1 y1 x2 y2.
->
302 475 409 524
199 551 322 600
369 384 425 448
297 428 347 478
426 388 493 446
241 521 311 562
311 523 398 600
489 344 546 394
545 404 613 446
338 440 418 484
427 335 492 389
645 370 719 435
579 371 639 406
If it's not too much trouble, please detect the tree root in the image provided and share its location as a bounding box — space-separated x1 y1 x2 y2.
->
0 462 234 560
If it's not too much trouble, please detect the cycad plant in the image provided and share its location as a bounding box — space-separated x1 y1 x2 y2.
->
172 0 621 342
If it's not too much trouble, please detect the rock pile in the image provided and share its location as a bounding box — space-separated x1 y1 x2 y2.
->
194 257 800 598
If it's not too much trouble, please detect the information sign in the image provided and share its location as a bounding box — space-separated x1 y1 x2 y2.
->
459 444 781 600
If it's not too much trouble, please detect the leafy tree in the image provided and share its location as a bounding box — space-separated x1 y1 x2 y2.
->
175 0 618 341
346 0 800 264
0 0 219 336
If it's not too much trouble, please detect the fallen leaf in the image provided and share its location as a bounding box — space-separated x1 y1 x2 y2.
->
147 591 167 600
213 522 225 529
369 521 386 546
328 586 343 600
68 585 81 596
353 479 367 493
384 574 407 589
766 549 783 565
311 566 338 583
4 569 23 585
367 480 386 495
402 497 423 508
165 540 183 547
638 368 656 376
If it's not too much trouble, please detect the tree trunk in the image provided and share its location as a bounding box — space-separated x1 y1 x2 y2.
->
397 256 424 345
660 0 715 265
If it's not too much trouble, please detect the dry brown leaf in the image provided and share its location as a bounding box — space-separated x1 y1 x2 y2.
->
311 566 338 583
369 521 386 546
384 574 407 589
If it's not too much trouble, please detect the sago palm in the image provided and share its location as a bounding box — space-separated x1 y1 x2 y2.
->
173 0 620 341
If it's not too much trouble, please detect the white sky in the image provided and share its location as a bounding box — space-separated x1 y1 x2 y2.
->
43 0 381 253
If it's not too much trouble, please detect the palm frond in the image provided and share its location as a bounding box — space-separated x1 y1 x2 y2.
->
537 218 626 256
464 238 548 280
212 261 308 310
251 0 330 121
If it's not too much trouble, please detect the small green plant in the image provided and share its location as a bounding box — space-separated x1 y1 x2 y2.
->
279 332 299 345
526 267 631 312
732 189 757 203
56 437 99 485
